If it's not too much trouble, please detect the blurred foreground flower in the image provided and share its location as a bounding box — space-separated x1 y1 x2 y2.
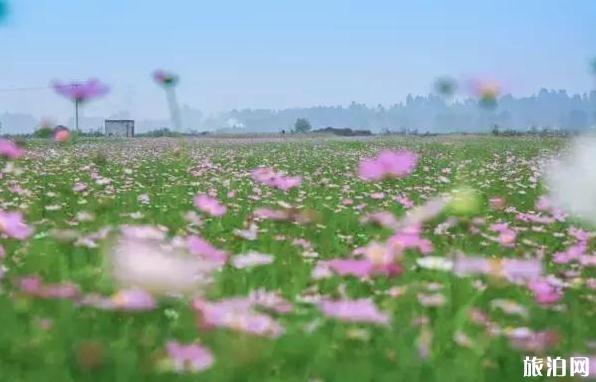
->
153 69 183 132
109 226 218 296
165 341 214 373
470 79 500 109
0 138 24 159
53 127 71 143
318 298 389 325
193 194 227 217
0 210 32 239
358 150 418 181
52 79 109 131
434 76 458 98
546 138 596 225
193 297 285 337
251 167 302 191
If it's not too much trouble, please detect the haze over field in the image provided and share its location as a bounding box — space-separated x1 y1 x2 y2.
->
1 0 595 133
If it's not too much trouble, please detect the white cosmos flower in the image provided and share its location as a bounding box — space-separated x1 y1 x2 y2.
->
416 256 454 271
109 230 216 296
546 138 596 224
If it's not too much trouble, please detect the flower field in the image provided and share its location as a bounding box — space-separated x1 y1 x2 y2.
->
0 135 594 381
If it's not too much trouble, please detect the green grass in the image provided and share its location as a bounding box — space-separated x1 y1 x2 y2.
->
0 136 593 381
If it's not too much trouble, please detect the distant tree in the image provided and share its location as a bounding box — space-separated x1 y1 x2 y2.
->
33 126 53 138
293 118 312 133
491 124 500 136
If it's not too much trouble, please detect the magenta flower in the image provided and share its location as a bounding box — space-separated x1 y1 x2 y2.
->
0 138 24 159
193 297 284 337
251 167 302 191
0 210 33 240
186 235 228 265
111 289 156 311
52 78 109 103
231 251 274 269
52 78 109 132
358 150 418 181
193 194 227 217
153 69 179 87
165 341 214 373
318 298 390 325
453 255 543 284
388 226 433 255
18 276 79 299
527 279 563 305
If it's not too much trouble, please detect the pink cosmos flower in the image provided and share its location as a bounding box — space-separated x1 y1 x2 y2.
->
453 255 542 283
489 196 506 210
250 167 302 191
193 194 227 217
166 341 214 373
111 289 156 311
52 78 109 103
153 70 179 87
490 223 517 247
506 327 559 352
19 276 79 299
193 297 284 337
395 194 415 209
0 210 33 240
318 298 390 325
0 138 24 159
527 279 563 305
186 235 228 265
53 128 70 142
388 226 433 255
231 251 274 269
358 150 418 181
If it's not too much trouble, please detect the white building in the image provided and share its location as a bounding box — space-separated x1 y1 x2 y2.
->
105 120 134 137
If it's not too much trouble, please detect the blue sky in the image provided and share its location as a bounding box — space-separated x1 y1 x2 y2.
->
1 0 595 121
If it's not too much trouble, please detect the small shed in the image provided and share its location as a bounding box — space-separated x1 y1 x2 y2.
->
105 120 134 137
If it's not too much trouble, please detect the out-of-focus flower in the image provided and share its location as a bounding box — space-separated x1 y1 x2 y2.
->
231 251 274 269
527 278 563 305
506 327 559 352
19 276 79 299
489 196 506 210
52 78 109 103
165 341 214 373
53 127 70 142
358 150 418 181
0 1 8 24
0 138 24 159
546 138 596 225
251 167 302 191
153 70 179 87
453 255 542 283
447 187 481 216
434 77 458 97
318 298 389 325
0 210 33 240
416 256 454 271
111 288 156 311
109 229 216 296
193 297 284 337
470 79 500 109
490 223 517 247
193 194 227 217
186 235 228 265
388 226 433 254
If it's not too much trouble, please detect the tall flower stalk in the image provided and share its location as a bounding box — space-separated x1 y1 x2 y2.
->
153 70 183 132
52 79 109 132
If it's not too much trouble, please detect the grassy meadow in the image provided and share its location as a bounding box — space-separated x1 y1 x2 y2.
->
0 135 594 381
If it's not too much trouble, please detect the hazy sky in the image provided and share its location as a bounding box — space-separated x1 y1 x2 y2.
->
1 0 595 122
